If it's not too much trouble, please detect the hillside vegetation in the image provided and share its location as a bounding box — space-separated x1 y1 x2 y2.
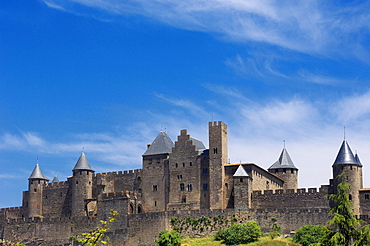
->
181 236 301 246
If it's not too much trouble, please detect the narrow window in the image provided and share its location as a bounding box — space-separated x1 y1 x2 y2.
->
180 183 185 191
187 184 192 191
291 169 294 174
76 181 78 184
34 189 37 192
153 185 158 191
349 194 352 200
130 203 134 213
183 163 185 167
240 178 243 182
154 201 157 206
202 168 209 175
176 163 178 168
190 162 193 166
203 183 208 190
138 205 143 213
181 195 186 203
365 194 369 199
213 148 218 154
38 180 40 184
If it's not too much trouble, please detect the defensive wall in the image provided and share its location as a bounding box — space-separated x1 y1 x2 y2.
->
251 186 331 209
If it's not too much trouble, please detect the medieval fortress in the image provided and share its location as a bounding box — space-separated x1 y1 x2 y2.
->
1 121 370 245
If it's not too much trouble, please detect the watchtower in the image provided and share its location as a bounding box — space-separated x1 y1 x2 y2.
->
268 147 298 189
332 139 363 215
208 121 228 209
71 152 94 217
26 162 49 217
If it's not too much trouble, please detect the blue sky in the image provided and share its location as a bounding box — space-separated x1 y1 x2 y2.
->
1 0 370 208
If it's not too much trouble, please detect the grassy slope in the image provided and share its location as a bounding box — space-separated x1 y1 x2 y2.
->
181 236 301 246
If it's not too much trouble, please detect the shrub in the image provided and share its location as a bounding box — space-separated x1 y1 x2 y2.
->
293 224 329 246
214 221 262 245
155 230 182 246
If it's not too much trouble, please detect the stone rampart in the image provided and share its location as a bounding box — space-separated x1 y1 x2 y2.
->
252 187 330 209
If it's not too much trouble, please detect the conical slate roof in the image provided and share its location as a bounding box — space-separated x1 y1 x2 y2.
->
73 152 94 172
268 148 298 170
143 131 174 156
52 175 59 183
233 165 249 177
355 153 363 167
29 163 49 181
333 140 359 166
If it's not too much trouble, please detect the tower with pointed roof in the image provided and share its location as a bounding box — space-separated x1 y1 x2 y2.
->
233 165 252 209
209 121 228 209
141 131 174 212
24 162 49 218
268 147 298 189
71 152 95 217
332 139 363 215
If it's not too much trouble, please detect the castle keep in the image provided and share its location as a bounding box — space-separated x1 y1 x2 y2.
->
1 121 370 245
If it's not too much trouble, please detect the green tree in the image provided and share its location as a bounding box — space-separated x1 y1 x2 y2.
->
293 224 329 246
319 177 370 246
269 217 282 239
155 230 182 246
70 210 118 246
214 221 262 245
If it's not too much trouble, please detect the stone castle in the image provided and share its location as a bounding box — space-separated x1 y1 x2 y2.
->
1 121 370 245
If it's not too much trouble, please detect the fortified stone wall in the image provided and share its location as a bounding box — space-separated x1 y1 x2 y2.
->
251 186 331 209
96 169 142 195
42 181 71 218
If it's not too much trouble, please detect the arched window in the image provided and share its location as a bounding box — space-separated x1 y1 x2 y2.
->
129 203 134 214
138 204 143 213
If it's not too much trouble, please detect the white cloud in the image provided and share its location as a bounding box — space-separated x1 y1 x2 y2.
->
4 88 370 188
41 0 370 58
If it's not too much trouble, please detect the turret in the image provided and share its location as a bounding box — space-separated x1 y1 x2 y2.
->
233 165 251 209
332 139 363 215
268 147 298 189
142 131 174 212
71 152 94 217
26 162 49 217
209 121 228 209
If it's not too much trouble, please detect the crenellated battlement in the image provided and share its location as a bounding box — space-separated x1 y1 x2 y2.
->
97 169 142 178
252 186 330 196
0 206 21 212
46 181 68 188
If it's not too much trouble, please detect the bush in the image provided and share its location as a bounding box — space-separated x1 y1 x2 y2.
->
214 221 262 245
293 224 329 246
155 230 182 246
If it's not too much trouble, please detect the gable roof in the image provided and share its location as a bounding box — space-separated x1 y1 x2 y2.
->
233 165 249 177
268 148 297 170
29 163 49 181
73 152 94 172
333 140 359 166
143 131 174 156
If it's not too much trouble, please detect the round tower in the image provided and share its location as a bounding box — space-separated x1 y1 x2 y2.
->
71 152 94 217
332 139 363 215
268 147 298 189
26 162 49 218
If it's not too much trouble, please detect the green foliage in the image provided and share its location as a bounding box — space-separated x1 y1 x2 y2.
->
214 221 262 245
0 239 26 246
318 175 370 246
293 224 329 246
155 230 182 246
269 222 282 239
70 210 118 246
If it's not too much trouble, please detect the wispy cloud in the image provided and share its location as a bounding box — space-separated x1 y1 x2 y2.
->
41 0 370 58
4 88 370 188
